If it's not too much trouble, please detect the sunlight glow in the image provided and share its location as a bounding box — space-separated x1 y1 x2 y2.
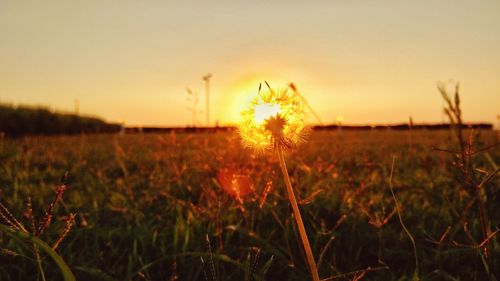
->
254 103 281 124
216 74 292 125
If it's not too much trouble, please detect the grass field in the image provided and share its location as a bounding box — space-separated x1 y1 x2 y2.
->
0 130 498 280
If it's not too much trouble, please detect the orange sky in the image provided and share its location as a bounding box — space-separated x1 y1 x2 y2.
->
1 1 499 127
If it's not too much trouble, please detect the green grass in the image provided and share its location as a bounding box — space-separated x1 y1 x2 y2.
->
0 130 498 280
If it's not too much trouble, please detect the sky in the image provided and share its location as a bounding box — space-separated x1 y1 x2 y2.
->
1 0 499 127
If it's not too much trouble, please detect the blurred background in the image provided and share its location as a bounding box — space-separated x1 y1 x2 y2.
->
1 0 499 131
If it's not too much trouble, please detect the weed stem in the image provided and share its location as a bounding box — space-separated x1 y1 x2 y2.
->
389 157 419 280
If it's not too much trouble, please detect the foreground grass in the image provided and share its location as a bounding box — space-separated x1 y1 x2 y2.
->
0 130 498 280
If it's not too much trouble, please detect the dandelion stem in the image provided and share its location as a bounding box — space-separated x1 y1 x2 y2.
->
277 147 320 281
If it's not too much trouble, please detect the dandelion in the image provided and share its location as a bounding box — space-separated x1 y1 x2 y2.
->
238 82 319 281
239 83 307 152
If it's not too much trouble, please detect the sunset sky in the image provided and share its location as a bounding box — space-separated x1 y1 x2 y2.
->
1 1 499 127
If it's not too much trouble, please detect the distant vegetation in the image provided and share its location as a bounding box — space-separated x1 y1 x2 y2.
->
0 103 121 136
122 123 493 135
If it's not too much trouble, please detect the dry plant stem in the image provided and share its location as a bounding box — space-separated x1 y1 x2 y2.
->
277 147 320 281
389 157 419 278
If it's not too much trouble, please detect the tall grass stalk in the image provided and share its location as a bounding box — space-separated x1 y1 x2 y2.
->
388 157 419 280
277 147 320 281
438 82 497 279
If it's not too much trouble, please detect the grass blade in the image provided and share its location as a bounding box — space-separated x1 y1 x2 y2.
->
0 224 76 281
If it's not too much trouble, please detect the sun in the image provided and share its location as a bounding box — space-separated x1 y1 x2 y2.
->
216 74 291 125
253 103 281 124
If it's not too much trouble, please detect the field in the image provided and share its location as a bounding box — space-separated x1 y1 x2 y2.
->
0 130 498 280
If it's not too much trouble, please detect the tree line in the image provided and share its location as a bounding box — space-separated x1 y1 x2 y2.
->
0 103 121 136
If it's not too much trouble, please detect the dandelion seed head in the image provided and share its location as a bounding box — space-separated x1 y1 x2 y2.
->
238 85 307 151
